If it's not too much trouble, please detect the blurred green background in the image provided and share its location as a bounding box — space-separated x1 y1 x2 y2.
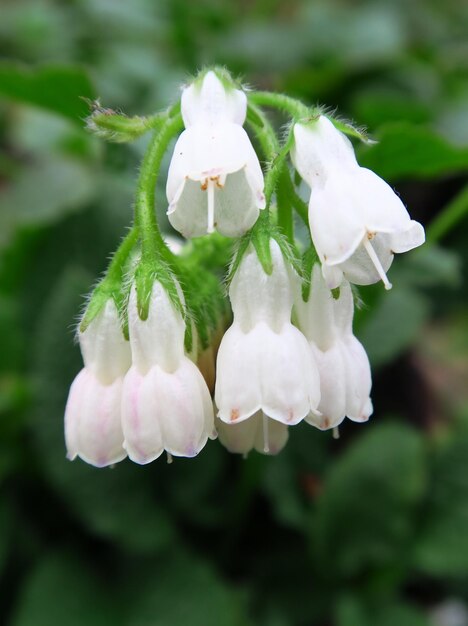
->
1 0 468 624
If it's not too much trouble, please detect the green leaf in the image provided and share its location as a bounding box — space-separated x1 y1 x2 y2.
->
312 422 426 578
0 157 96 240
359 286 429 367
0 62 95 123
11 553 123 626
414 425 468 576
357 123 468 181
129 549 250 626
30 267 174 554
337 597 431 626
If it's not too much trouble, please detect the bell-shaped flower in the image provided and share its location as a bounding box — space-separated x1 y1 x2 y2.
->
215 240 320 426
216 411 289 456
64 299 131 467
295 264 372 430
166 71 265 238
291 116 425 289
121 282 214 464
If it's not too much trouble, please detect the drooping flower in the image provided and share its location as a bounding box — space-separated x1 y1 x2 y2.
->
166 70 265 238
291 116 425 289
216 411 289 456
295 264 372 430
64 299 130 467
121 282 214 464
215 239 320 425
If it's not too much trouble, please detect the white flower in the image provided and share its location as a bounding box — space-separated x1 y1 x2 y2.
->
64 299 130 467
295 264 372 430
166 71 265 238
216 411 289 456
215 240 320 425
291 116 425 289
121 282 214 464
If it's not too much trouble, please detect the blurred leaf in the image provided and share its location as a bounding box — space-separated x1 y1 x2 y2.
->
30 267 174 554
0 157 96 241
0 62 95 123
394 245 461 289
312 422 426 578
360 287 429 367
129 549 251 626
337 596 431 626
414 424 468 577
11 552 122 626
358 123 468 181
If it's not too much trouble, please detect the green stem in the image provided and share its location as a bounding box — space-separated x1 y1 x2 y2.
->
247 104 296 242
249 91 311 120
80 226 139 332
105 226 140 287
426 184 468 244
134 112 184 262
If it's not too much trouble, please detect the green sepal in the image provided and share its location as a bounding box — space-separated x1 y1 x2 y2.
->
331 287 341 300
190 65 243 92
300 247 320 303
251 227 273 276
133 259 183 323
329 116 375 145
85 100 176 143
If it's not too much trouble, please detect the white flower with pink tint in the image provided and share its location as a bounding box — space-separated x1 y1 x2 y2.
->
64 299 130 467
121 282 214 464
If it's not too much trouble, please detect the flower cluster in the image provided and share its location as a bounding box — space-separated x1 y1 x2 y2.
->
66 69 425 466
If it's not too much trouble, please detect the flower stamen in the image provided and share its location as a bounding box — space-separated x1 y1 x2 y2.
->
362 236 392 290
262 413 270 454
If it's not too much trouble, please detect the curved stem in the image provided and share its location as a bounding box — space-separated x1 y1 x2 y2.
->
105 226 140 288
249 91 311 120
426 183 468 244
134 112 184 263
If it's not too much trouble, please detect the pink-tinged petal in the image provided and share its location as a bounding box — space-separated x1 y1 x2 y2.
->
157 358 212 458
121 366 164 465
64 369 126 468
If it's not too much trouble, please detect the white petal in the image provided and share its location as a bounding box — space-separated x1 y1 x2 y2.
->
259 323 320 424
229 241 296 331
216 414 257 454
64 369 126 467
252 413 289 455
128 282 185 373
215 324 262 423
295 263 338 350
388 220 425 253
121 366 164 464
342 335 372 421
291 118 357 187
307 344 347 430
309 177 366 266
338 233 394 286
166 124 264 238
79 299 131 383
182 71 247 127
157 358 213 457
